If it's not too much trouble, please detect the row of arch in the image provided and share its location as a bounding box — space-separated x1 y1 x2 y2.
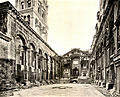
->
15 33 55 83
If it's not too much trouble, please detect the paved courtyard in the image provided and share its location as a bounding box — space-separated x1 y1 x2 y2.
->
9 84 105 97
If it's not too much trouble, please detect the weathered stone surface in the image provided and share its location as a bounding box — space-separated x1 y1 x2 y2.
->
0 1 60 91
10 84 105 97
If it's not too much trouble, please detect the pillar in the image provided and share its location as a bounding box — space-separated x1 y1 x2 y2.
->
79 57 81 76
36 52 39 81
94 59 98 83
23 46 28 83
48 56 51 80
116 66 120 93
52 59 55 79
43 57 46 80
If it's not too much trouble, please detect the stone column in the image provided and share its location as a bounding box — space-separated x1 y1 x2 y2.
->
23 46 28 83
50 58 53 80
41 56 44 81
16 48 20 64
46 57 48 80
52 59 55 79
103 49 106 86
54 60 56 79
79 57 81 76
42 57 46 80
116 66 120 94
39 55 43 82
15 48 20 79
44 56 46 80
94 58 98 84
36 52 39 81
48 56 51 81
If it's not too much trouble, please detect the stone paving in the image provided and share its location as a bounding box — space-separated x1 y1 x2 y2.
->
8 84 106 97
92 84 112 97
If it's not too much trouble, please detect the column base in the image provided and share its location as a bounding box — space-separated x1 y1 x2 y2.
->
106 82 114 90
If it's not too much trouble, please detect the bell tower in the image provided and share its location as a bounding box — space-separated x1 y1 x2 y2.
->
15 0 48 42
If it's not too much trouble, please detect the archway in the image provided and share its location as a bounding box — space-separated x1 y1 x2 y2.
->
73 67 79 77
16 34 27 83
28 43 36 83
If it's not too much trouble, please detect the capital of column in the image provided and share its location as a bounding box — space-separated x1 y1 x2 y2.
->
22 45 29 50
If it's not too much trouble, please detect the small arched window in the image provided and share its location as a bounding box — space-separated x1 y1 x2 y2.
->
38 4 40 13
39 22 41 28
39 22 42 32
21 1 24 9
27 0 31 7
38 3 41 15
24 16 26 21
27 15 30 25
35 18 38 26
42 11 45 19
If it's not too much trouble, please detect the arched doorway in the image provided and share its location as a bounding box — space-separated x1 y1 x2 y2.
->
73 67 79 76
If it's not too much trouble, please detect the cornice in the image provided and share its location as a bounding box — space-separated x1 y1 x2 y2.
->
0 32 11 42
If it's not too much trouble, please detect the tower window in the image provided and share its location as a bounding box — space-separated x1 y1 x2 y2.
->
39 22 41 29
27 15 30 25
39 23 42 35
35 18 38 26
38 3 41 15
42 11 45 20
38 7 40 14
27 0 31 7
21 1 24 9
24 16 26 21
42 12 44 18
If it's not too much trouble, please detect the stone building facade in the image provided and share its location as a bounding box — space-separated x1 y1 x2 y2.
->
62 49 90 82
0 1 60 89
15 0 48 42
89 0 120 95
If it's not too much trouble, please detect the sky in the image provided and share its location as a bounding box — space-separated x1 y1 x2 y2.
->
1 0 99 55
